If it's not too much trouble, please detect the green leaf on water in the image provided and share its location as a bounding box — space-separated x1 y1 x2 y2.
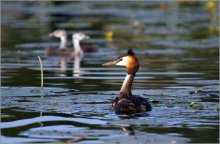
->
189 102 204 110
190 102 195 106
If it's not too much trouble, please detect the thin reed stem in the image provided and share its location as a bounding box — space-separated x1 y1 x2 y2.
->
38 56 44 89
38 56 44 126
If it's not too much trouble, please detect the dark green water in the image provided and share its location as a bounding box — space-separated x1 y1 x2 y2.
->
1 1 219 143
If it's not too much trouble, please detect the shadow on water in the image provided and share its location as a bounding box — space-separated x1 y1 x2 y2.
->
1 1 219 143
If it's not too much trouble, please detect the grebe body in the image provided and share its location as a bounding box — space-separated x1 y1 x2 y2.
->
46 46 97 57
81 45 98 52
103 49 151 114
46 48 74 57
113 96 151 114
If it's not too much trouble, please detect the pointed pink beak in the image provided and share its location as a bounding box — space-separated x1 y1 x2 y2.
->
102 61 116 66
102 59 121 66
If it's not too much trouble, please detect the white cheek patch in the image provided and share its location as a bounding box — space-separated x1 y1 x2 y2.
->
116 56 128 66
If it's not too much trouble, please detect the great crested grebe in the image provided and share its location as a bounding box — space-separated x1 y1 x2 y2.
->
103 48 151 114
46 30 97 57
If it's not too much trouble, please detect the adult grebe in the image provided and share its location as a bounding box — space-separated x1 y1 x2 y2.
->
103 48 152 114
46 30 97 57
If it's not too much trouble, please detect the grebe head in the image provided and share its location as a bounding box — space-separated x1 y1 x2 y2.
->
72 32 90 41
103 49 139 74
49 30 67 38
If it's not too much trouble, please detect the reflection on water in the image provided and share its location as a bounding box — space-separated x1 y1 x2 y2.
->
52 54 83 77
1 1 219 144
73 54 83 77
59 57 67 76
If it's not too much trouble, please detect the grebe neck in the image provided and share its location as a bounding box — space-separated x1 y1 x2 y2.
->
119 73 135 97
73 39 83 55
60 36 67 49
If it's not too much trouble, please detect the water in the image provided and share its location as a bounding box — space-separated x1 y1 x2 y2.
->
1 1 219 143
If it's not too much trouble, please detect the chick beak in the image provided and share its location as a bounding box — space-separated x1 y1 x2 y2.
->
49 33 54 37
85 35 90 39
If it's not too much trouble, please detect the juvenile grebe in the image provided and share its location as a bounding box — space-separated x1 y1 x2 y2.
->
46 30 71 57
49 29 68 49
72 32 98 53
71 32 89 56
46 30 97 57
103 49 151 114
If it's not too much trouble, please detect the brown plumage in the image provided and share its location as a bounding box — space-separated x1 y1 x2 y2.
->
46 45 98 57
45 48 74 57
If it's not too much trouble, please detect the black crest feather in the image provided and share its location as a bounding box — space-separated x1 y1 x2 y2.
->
127 48 134 55
127 47 135 55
